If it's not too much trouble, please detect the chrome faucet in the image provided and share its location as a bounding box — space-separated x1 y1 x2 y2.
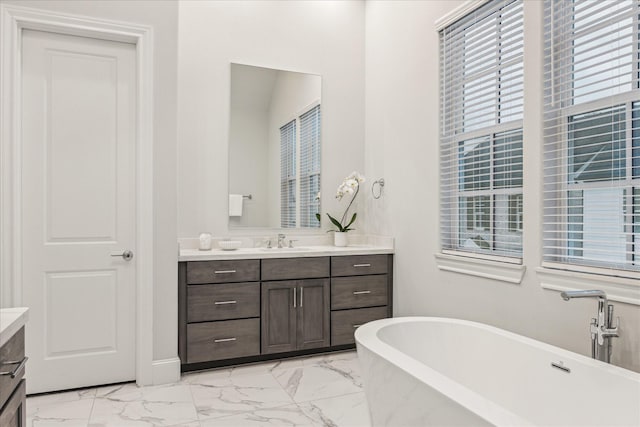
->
560 290 619 363
277 234 286 249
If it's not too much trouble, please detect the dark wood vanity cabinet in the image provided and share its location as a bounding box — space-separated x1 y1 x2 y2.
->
261 279 330 354
261 257 330 354
330 255 393 346
178 254 392 370
179 260 261 364
0 327 27 427
0 380 26 427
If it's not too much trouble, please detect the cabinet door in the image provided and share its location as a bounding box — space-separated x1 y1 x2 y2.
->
297 279 330 350
0 380 26 427
261 281 297 354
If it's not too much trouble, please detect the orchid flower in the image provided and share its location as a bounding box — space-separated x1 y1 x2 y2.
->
324 171 365 232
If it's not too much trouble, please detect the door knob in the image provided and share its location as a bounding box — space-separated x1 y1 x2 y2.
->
111 250 134 261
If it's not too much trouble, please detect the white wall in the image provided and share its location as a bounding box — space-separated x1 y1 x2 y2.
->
4 0 637 380
177 0 365 237
0 0 179 366
364 0 640 373
228 105 270 227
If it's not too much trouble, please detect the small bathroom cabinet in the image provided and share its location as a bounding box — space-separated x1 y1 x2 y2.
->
0 326 27 427
178 253 393 371
261 279 330 354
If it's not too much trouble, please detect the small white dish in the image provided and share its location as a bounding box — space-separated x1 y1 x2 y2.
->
218 240 242 250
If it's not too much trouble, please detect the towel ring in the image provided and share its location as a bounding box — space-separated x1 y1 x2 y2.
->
372 178 385 199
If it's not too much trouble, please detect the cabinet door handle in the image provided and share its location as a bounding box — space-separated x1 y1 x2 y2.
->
293 287 297 308
300 286 303 307
353 290 371 295
214 300 237 305
213 338 237 343
0 357 28 378
214 270 236 274
353 263 371 268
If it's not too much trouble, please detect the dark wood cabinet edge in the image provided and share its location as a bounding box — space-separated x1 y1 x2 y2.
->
0 379 26 426
329 272 388 278
180 344 355 373
387 254 394 317
186 316 260 325
330 304 388 312
178 262 187 364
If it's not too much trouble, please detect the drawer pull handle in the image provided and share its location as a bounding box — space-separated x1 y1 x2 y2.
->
214 300 237 305
353 263 371 268
353 324 364 328
214 270 236 274
0 357 28 378
353 290 371 295
214 338 237 343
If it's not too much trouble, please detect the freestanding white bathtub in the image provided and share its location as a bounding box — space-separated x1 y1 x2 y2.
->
355 317 640 426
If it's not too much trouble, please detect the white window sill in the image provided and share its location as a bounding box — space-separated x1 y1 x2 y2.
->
536 266 640 306
434 253 526 284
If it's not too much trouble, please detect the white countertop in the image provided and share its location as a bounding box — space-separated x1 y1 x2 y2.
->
179 244 394 261
0 307 29 348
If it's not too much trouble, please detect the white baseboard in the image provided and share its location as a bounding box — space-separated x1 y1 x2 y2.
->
151 357 181 385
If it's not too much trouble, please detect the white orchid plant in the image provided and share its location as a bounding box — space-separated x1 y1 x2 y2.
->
316 171 365 232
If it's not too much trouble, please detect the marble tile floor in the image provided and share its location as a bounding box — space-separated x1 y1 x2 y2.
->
26 350 371 427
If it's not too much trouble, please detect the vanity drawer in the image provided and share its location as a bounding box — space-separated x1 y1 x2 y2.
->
331 275 388 310
186 318 260 363
331 255 388 277
187 260 260 284
262 257 329 281
0 327 26 412
0 379 26 427
187 282 260 322
331 306 388 346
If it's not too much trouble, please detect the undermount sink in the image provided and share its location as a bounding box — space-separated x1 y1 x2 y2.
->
259 247 312 252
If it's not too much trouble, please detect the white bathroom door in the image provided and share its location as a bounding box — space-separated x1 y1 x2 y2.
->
20 29 137 394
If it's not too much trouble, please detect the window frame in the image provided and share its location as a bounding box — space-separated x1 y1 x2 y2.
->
279 101 321 229
299 103 322 228
280 119 297 228
543 0 640 273
440 0 525 263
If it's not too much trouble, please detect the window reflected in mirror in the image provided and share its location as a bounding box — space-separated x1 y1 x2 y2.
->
228 63 321 229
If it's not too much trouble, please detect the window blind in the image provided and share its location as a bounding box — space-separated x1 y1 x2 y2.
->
543 0 640 272
299 105 321 228
280 120 296 228
440 0 524 259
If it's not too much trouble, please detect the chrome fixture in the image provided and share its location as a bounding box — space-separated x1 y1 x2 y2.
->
288 239 298 248
371 178 385 199
550 361 571 373
242 194 252 200
277 234 286 249
560 290 619 363
110 250 134 261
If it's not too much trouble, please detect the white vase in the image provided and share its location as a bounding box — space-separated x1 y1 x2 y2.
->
334 231 348 247
198 232 212 250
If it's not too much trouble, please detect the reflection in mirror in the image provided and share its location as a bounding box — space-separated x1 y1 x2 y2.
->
229 63 321 229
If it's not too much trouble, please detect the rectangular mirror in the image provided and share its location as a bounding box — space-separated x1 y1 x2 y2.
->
228 63 322 229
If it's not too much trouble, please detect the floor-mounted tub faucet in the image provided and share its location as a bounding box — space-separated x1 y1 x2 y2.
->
560 290 619 363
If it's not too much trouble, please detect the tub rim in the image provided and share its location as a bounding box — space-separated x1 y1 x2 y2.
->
355 316 640 427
